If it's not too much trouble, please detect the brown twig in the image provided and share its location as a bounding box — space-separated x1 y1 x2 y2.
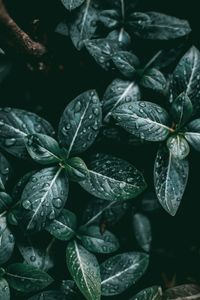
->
0 0 46 57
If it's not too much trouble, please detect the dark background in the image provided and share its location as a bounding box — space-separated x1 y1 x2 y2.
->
1 0 200 299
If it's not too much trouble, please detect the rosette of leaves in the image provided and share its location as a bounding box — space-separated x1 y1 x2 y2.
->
111 46 200 216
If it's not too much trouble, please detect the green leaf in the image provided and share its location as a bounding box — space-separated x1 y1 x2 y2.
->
184 118 200 151
20 167 69 231
81 196 130 227
128 12 191 40
0 278 10 300
133 213 152 252
5 263 53 293
101 252 149 296
130 286 162 300
170 92 193 127
107 29 131 46
85 38 121 70
112 101 171 141
25 134 61 165
55 21 69 36
12 170 36 200
80 153 146 201
112 51 140 78
171 47 200 112
154 145 189 216
103 79 141 122
61 0 85 10
162 284 200 300
69 0 99 50
140 68 167 93
0 108 55 159
65 157 88 182
45 209 77 241
0 192 13 213
0 215 15 266
167 135 190 159
0 153 11 191
58 90 102 156
99 10 120 29
66 240 101 300
60 280 79 299
28 290 67 300
79 225 119 254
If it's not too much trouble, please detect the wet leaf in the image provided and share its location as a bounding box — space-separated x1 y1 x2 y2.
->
140 68 167 93
167 135 190 159
170 92 193 127
0 215 15 266
112 51 140 78
0 153 11 191
61 0 85 11
130 285 162 300
184 118 200 151
162 284 200 299
133 213 152 252
0 278 10 300
0 192 13 213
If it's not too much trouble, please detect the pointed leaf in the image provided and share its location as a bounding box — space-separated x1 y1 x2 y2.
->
162 284 200 300
130 286 162 300
112 101 171 141
58 90 102 156
20 167 69 231
5 263 53 293
0 108 54 159
66 240 101 300
99 10 120 29
154 145 189 216
0 153 11 191
101 252 149 296
140 68 167 93
170 92 193 127
65 157 88 182
61 0 85 10
167 135 190 159
45 209 77 241
79 225 119 254
184 118 200 151
80 153 147 201
112 51 140 78
0 215 15 266
0 278 10 300
133 213 152 252
107 29 131 46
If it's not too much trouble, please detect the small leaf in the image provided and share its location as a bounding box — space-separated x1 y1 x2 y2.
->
103 79 141 122
170 92 193 128
45 209 77 241
65 157 88 182
167 135 190 159
129 12 191 40
0 278 10 300
162 284 200 300
20 167 69 231
0 192 13 213
79 225 119 254
5 263 53 293
107 29 131 46
133 213 152 252
99 10 120 29
58 90 102 156
112 101 171 141
25 134 61 165
171 46 200 112
85 38 121 70
0 153 11 191
66 240 101 300
28 290 67 300
69 0 99 50
140 68 167 93
0 108 55 159
61 0 85 10
0 215 15 266
184 118 200 151
130 286 162 300
112 51 140 78
80 153 146 201
154 145 189 216
101 252 149 296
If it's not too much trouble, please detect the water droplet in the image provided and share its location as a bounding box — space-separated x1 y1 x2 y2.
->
30 255 36 262
35 124 42 132
9 233 14 243
75 101 82 113
53 197 63 209
93 108 99 116
5 138 16 147
23 200 32 210
119 182 126 188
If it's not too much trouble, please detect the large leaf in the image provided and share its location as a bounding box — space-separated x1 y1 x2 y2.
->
80 153 146 201
101 252 149 296
61 0 85 10
5 263 53 293
103 79 141 122
140 68 167 93
28 290 67 300
58 90 102 156
162 284 200 300
20 167 69 231
170 92 193 128
0 108 54 159
133 213 152 252
154 145 189 216
171 47 200 112
0 215 15 266
112 101 171 141
128 12 191 40
130 286 162 300
25 134 61 165
167 135 190 159
184 118 200 151
69 0 99 50
45 209 77 241
0 152 11 191
79 225 119 254
66 240 101 300
0 278 10 300
112 51 140 78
